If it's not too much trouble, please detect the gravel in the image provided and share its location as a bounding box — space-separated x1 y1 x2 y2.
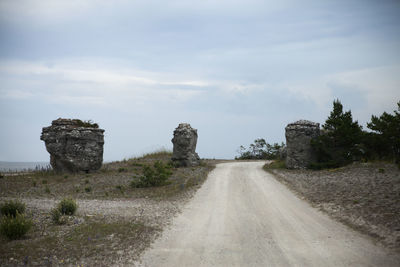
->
267 162 400 251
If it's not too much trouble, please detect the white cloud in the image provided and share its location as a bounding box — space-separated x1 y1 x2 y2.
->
284 65 400 123
0 59 209 108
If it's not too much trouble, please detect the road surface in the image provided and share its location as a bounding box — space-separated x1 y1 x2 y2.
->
138 161 400 266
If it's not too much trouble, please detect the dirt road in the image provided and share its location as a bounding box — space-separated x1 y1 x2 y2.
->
137 161 400 266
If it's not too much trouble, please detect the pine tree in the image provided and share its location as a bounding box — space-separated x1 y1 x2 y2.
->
311 99 363 169
366 101 400 162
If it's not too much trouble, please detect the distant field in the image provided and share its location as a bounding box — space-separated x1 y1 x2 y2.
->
0 162 50 172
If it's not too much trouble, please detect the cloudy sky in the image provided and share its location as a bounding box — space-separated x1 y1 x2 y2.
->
1 0 399 162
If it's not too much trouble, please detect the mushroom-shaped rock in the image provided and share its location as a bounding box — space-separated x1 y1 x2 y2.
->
41 118 105 173
171 123 200 167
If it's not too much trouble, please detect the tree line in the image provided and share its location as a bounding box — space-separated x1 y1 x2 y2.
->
310 99 400 169
237 99 400 169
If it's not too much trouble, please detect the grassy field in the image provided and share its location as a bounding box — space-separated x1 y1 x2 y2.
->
0 151 216 266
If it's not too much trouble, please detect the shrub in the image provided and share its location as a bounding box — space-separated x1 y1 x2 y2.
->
57 198 77 215
236 139 284 160
0 213 32 240
51 208 67 225
44 186 51 193
0 200 26 217
84 186 92 193
131 161 172 188
75 119 99 128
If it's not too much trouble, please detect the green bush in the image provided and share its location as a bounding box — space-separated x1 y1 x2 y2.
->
84 186 92 193
0 213 32 240
131 161 172 188
236 139 284 160
51 208 67 225
75 119 99 128
57 198 77 215
0 200 26 217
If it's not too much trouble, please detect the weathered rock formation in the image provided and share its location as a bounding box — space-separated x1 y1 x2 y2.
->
171 123 200 167
41 118 105 173
285 120 320 169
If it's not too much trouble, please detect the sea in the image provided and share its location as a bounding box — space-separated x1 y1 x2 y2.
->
0 161 51 172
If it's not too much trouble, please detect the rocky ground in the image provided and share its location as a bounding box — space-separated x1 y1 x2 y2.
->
0 153 216 266
265 161 400 251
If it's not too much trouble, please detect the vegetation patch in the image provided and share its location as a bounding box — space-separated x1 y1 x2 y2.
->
0 213 32 240
0 200 26 217
236 139 284 160
57 198 78 215
263 160 286 170
74 119 99 128
131 161 172 188
311 100 400 169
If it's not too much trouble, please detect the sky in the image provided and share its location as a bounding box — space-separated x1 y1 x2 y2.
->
0 0 400 162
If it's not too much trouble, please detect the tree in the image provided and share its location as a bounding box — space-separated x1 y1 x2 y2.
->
311 99 363 169
236 139 283 160
366 101 400 162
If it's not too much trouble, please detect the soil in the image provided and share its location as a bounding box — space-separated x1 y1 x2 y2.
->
0 154 216 266
266 161 400 251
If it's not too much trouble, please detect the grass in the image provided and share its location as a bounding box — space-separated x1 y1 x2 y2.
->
0 150 214 200
263 160 286 170
0 217 156 265
0 152 218 265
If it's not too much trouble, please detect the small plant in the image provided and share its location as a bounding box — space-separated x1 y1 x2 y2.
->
42 179 47 184
118 167 126 173
378 168 385 173
84 179 89 184
115 185 124 193
0 212 32 240
131 161 172 188
45 186 51 194
0 200 26 217
57 198 77 215
75 119 99 128
84 186 92 193
51 208 67 225
32 181 37 187
64 175 69 179
0 173 4 179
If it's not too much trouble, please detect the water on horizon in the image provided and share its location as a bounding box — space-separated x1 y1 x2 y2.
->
0 161 51 172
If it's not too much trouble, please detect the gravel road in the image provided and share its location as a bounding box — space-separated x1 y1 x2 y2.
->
137 161 400 266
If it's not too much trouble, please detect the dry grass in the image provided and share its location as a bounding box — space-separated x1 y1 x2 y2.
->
0 152 216 266
0 151 213 200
